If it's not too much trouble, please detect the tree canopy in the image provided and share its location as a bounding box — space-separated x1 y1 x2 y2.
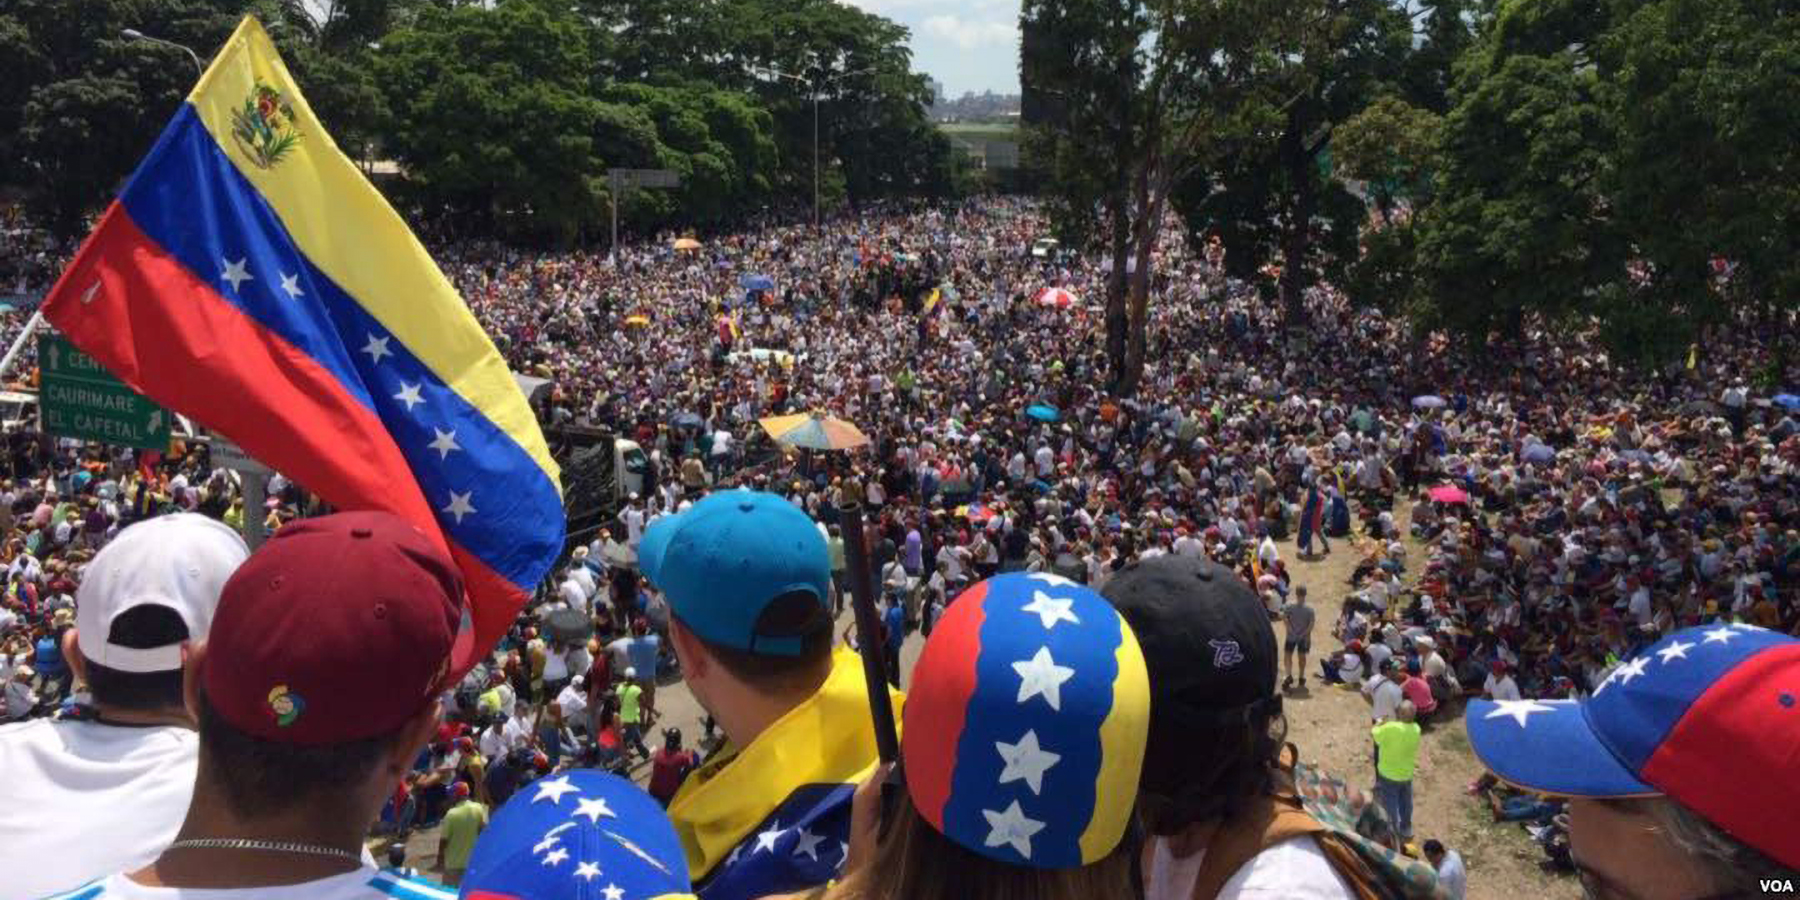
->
1 0 956 244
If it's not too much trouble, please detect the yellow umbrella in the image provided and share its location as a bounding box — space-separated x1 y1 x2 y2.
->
673 237 702 251
624 315 650 327
758 412 870 451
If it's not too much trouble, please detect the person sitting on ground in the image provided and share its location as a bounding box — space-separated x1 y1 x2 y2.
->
1421 840 1465 900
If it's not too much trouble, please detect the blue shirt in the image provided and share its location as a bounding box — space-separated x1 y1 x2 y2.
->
627 634 661 679
883 604 904 652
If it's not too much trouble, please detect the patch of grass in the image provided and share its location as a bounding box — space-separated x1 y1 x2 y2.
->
1437 723 1472 756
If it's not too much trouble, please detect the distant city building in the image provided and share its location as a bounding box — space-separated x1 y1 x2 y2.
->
925 77 945 106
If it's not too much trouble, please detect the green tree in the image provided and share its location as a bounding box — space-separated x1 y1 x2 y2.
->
1400 0 1795 367
1171 0 1415 327
375 0 610 243
2 0 249 237
1024 0 1310 395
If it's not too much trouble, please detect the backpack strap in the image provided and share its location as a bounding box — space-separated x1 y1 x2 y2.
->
1186 745 1389 900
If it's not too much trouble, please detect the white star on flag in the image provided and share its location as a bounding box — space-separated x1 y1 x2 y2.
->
541 847 570 866
428 427 461 459
221 257 253 292
1609 656 1650 690
574 861 601 881
1483 698 1560 727
1020 590 1081 630
1702 626 1738 645
532 822 576 854
1013 646 1076 711
1656 640 1695 664
981 800 1047 859
279 271 303 299
792 827 826 860
1729 623 1760 632
393 382 425 411
532 776 579 805
361 334 392 364
573 796 615 823
995 729 1061 794
443 491 476 524
1025 572 1077 588
754 822 786 853
601 885 625 900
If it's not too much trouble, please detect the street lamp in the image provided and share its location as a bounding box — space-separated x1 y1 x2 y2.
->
759 64 877 230
122 28 204 78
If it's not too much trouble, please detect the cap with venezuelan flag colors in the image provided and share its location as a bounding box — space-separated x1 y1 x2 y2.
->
1468 624 1800 869
903 572 1149 868
464 769 695 900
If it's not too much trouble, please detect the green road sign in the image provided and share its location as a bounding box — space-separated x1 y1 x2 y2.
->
38 335 170 450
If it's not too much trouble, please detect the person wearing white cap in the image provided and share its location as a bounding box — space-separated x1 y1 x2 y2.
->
0 513 248 900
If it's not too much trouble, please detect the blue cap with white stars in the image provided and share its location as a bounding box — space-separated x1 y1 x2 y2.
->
462 769 694 900
1468 623 1800 869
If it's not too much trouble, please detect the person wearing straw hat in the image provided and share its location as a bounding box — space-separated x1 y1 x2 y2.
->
771 571 1148 900
1467 624 1800 898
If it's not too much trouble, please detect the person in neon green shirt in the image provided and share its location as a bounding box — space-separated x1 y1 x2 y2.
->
619 674 650 758
1372 700 1421 839
437 782 488 886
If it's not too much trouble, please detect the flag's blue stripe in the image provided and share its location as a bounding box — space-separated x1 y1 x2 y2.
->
697 782 853 900
938 582 1117 868
40 884 104 900
115 105 561 589
368 873 458 900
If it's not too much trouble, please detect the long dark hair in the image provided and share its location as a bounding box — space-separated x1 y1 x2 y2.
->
1136 694 1288 836
829 795 1138 900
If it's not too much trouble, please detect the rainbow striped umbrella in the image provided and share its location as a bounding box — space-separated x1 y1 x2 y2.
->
759 412 870 451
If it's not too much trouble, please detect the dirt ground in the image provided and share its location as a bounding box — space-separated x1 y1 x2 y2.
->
394 514 1579 899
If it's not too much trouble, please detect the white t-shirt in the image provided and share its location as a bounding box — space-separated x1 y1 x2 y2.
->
1369 678 1404 722
1484 673 1521 702
0 719 198 900
1146 834 1356 900
48 865 453 900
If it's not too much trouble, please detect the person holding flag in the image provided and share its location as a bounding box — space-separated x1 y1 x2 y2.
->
638 490 901 900
36 15 562 680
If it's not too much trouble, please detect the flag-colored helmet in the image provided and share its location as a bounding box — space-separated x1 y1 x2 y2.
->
903 572 1150 868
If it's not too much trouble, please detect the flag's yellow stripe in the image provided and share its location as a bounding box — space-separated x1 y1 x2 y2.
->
183 17 556 485
1080 618 1150 863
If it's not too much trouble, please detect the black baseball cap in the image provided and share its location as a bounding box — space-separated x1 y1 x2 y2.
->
1101 555 1278 711
1101 556 1281 820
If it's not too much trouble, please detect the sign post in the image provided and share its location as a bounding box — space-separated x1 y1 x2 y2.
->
607 168 682 264
210 438 274 549
38 335 171 451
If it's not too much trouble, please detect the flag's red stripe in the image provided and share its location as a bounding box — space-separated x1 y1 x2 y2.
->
902 580 987 830
42 203 444 557
1641 643 1800 869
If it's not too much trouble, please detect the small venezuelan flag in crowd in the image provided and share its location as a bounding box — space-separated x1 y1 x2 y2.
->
40 16 563 672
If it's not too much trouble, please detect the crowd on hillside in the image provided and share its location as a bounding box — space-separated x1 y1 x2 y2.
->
0 198 1795 900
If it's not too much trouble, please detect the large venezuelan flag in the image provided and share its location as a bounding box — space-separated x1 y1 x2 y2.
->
39 16 562 672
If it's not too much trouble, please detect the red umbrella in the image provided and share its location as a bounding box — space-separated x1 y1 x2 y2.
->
1427 484 1470 504
1035 287 1079 309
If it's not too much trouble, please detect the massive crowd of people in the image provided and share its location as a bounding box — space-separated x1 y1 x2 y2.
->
0 198 1795 900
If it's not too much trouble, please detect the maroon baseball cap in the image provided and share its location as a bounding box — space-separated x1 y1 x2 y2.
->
203 511 465 745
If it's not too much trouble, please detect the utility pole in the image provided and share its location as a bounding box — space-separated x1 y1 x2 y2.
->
760 65 876 230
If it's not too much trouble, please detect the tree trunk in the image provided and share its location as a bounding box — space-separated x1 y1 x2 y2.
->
1104 201 1131 395
1279 119 1314 330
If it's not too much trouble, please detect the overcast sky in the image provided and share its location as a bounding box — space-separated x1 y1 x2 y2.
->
842 0 1021 97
